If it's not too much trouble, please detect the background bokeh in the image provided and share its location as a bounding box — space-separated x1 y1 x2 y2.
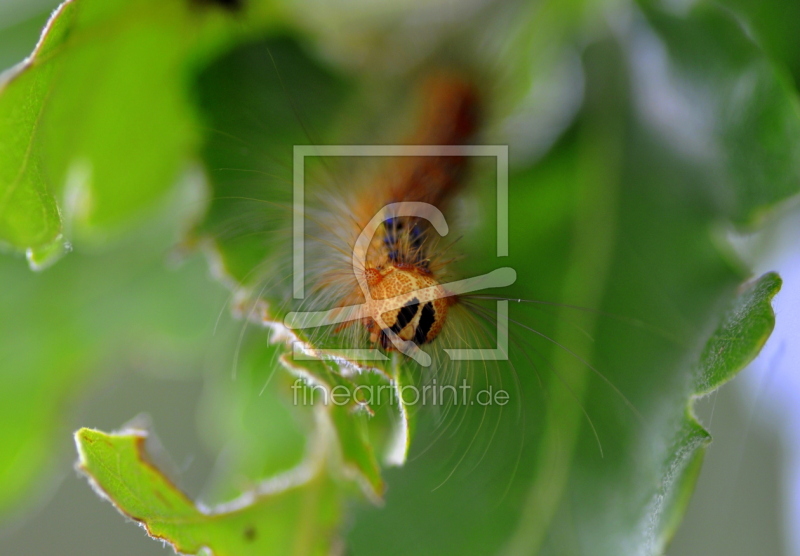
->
1 1 799 554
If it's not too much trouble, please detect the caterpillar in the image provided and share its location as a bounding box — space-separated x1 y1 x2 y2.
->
186 39 698 556
267 62 645 447
301 72 483 357
198 41 644 466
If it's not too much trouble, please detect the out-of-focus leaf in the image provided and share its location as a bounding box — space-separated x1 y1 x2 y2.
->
0 183 230 516
49 1 798 555
647 272 781 551
280 355 386 499
190 37 415 499
196 337 309 503
694 272 781 396
0 1 73 255
191 36 350 292
0 0 283 264
723 0 800 84
0 9 54 91
75 427 341 556
634 2 800 224
280 352 418 501
345 10 796 556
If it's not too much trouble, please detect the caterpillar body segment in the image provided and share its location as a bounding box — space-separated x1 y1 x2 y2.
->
333 72 482 352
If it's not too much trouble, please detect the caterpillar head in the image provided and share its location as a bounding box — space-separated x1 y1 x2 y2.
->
363 265 452 350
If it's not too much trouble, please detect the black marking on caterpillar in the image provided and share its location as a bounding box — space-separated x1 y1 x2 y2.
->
391 297 421 333
414 302 437 345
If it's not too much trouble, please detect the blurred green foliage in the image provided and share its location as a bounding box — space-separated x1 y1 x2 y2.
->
0 0 283 261
1 0 799 555
76 427 342 556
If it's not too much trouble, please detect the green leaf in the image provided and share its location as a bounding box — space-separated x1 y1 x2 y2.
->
15 0 791 554
648 272 781 550
637 2 800 225
196 337 309 503
190 37 414 500
708 0 800 84
279 355 386 500
0 203 229 516
280 352 420 501
191 35 350 290
75 427 342 556
0 1 72 253
343 13 797 556
694 272 782 395
0 0 283 263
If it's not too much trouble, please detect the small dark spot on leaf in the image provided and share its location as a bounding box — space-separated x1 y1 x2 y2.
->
192 0 244 12
154 490 173 509
244 525 256 541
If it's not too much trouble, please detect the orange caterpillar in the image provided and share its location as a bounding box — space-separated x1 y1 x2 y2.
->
319 72 482 353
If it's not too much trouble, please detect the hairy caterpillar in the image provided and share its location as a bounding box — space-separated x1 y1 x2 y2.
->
184 34 727 556
294 72 484 359
197 40 644 471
